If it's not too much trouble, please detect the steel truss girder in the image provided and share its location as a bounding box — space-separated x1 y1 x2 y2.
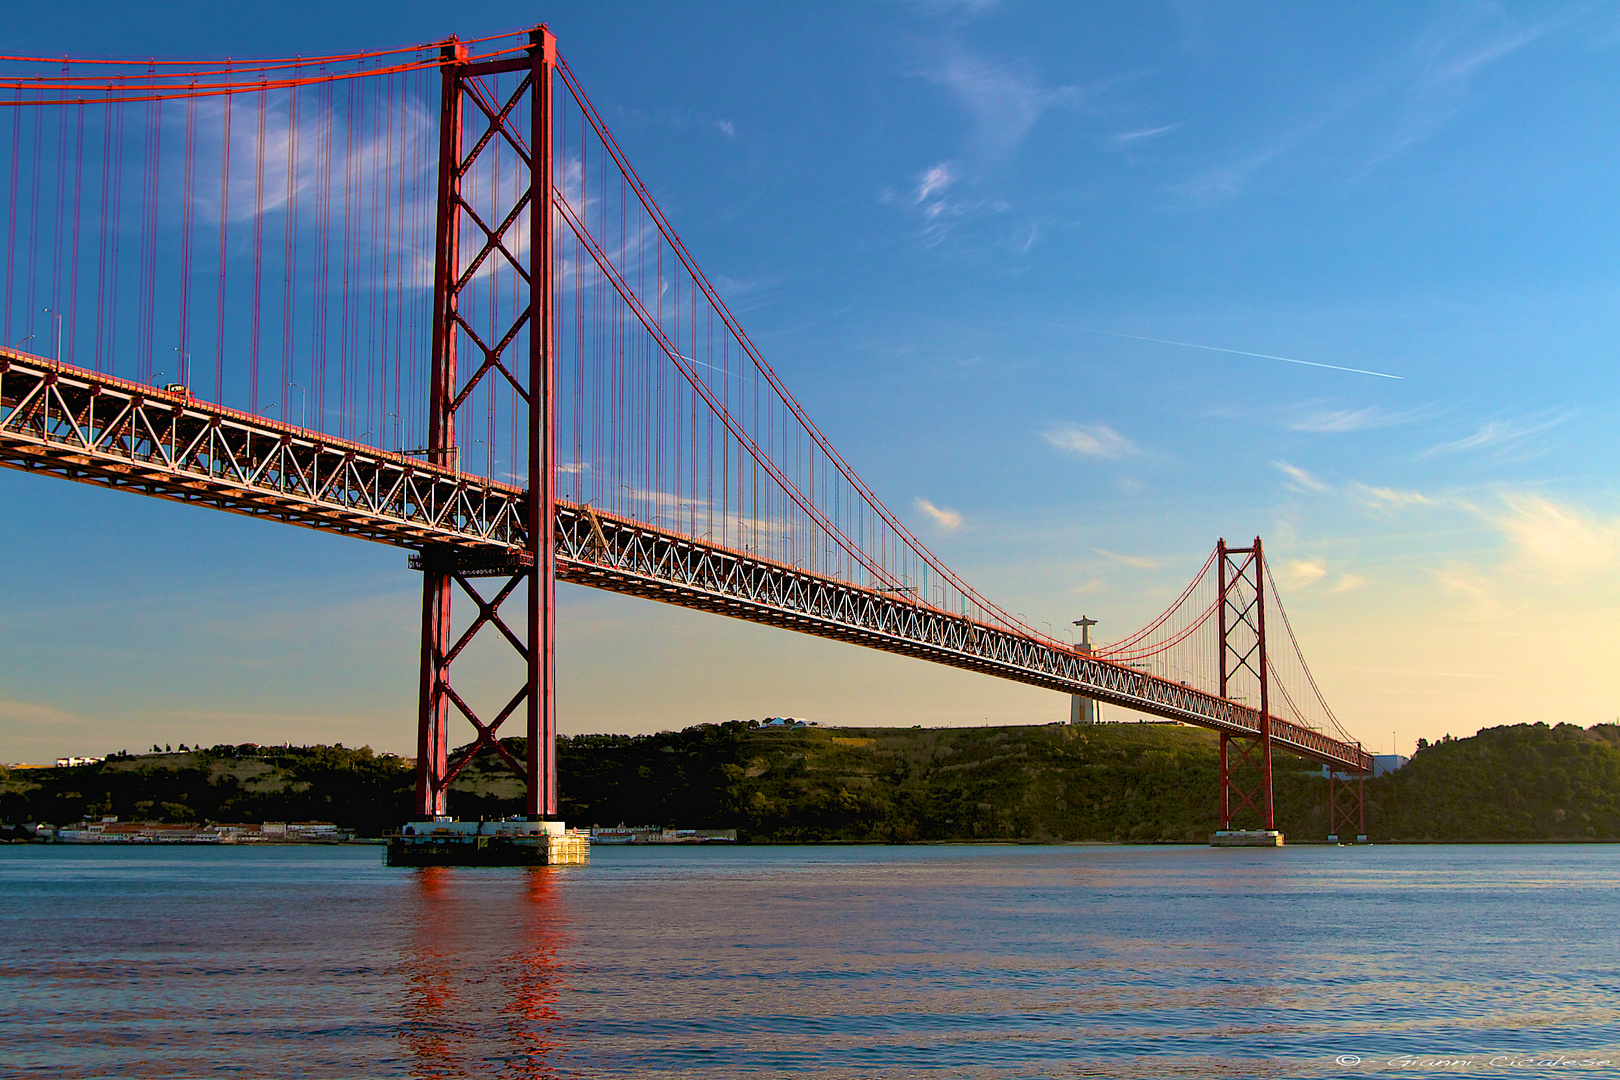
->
554 504 1373 773
0 345 1369 776
0 351 526 552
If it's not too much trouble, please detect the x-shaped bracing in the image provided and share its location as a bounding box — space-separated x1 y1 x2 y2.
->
1328 770 1365 839
443 73 536 422
434 570 532 788
1222 733 1269 827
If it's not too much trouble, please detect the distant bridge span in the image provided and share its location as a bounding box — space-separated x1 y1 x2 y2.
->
0 347 1371 777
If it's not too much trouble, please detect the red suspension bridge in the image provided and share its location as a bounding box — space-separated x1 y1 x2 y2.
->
0 28 1372 840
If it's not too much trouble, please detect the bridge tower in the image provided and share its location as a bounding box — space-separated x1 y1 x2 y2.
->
414 26 559 820
1326 767 1368 843
1216 537 1274 833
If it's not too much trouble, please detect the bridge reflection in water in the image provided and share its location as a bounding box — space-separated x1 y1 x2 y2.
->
401 868 572 1078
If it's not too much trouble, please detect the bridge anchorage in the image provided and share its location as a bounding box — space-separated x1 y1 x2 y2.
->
0 26 1372 857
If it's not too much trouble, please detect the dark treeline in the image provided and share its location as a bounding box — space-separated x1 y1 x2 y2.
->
1367 722 1620 840
5 722 1620 842
0 744 415 838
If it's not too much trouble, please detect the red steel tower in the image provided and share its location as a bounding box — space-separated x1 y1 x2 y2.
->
1216 537 1274 831
415 26 558 819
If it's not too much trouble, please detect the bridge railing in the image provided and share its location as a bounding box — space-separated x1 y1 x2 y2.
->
0 348 525 549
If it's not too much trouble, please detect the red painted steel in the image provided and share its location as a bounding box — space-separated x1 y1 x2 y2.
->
528 27 559 818
1328 768 1369 841
414 28 559 819
0 31 1377 833
417 38 469 818
1217 538 1275 831
0 348 525 546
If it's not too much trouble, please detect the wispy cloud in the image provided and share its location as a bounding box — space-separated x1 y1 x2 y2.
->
613 105 741 140
1330 572 1368 594
1351 483 1433 512
1277 462 1447 518
883 161 1005 244
1181 7 1562 201
1179 140 1305 204
1422 411 1573 459
909 0 1004 19
1106 123 1181 149
924 47 1093 162
1282 558 1328 588
1495 494 1620 577
1367 10 1560 167
1093 548 1162 570
1289 406 1383 433
0 698 87 730
1433 562 1509 619
1275 460 1332 494
912 163 958 220
1287 402 1432 433
1114 123 1179 144
1045 423 1138 460
914 497 964 532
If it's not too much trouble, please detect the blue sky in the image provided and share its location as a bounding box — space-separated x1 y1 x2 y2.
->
4 1 1619 763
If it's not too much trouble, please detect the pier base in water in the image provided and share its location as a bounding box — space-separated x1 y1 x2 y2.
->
385 818 590 867
1210 829 1285 847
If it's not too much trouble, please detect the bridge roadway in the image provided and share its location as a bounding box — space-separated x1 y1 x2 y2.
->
0 348 1372 774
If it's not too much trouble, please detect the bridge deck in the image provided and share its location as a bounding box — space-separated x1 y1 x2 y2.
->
0 350 525 551
0 350 1371 774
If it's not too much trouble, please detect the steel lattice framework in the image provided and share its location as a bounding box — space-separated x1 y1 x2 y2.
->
553 505 1370 772
1217 538 1276 829
0 24 1375 838
415 30 559 818
0 348 526 549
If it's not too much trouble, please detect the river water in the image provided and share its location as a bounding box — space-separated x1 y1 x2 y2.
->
3 843 1618 1078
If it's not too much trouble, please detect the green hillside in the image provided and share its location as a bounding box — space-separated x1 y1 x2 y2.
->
0 743 415 837
549 721 1332 843
6 720 1620 843
1369 722 1620 840
1 723 1326 842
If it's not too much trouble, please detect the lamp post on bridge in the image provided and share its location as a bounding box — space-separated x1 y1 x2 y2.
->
42 308 61 369
1070 617 1098 725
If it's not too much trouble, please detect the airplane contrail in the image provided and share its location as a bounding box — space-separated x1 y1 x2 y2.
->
1067 324 1403 380
1069 325 1399 380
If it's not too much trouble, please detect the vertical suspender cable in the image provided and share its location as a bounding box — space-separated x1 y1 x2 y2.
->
136 93 160 381
281 81 299 419
50 86 68 361
95 89 114 372
249 84 265 413
103 87 127 376
4 88 20 345
25 96 42 347
67 104 84 365
214 82 232 403
178 92 197 387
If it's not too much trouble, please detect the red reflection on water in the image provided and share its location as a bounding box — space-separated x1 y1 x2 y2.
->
402 868 570 1078
502 871 566 1079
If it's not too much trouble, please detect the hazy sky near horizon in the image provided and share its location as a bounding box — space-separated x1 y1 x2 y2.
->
3 1 1619 764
